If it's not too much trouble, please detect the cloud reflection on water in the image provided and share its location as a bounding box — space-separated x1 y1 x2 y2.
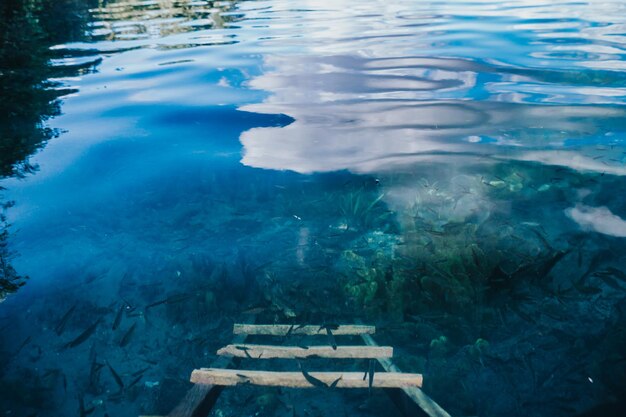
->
239 54 626 175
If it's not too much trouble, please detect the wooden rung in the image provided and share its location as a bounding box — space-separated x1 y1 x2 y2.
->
233 324 375 336
217 344 393 359
360 328 451 417
191 368 422 388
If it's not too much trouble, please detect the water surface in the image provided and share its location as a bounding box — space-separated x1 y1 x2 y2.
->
1 1 626 416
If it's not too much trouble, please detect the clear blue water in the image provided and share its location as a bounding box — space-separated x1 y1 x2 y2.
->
1 1 626 416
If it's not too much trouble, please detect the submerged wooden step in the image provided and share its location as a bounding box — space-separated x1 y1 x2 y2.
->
360 327 451 417
218 344 393 359
191 368 423 388
233 324 375 336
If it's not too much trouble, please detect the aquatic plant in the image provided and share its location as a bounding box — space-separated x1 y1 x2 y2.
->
337 188 392 231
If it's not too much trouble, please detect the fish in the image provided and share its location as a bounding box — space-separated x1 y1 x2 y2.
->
119 322 137 347
106 360 124 390
64 319 101 349
127 374 143 389
301 369 327 388
112 304 124 330
318 323 339 332
329 376 342 388
55 305 77 336
89 358 104 391
285 324 295 338
602 267 626 282
241 306 267 315
290 323 307 335
15 336 32 356
368 359 375 392
235 345 253 359
145 293 193 310
236 374 252 385
131 366 150 377
325 327 337 350
595 273 622 290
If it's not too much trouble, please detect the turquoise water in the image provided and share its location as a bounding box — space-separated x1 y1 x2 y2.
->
1 0 626 416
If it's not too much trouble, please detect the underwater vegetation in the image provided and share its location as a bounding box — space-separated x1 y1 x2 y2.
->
331 163 626 416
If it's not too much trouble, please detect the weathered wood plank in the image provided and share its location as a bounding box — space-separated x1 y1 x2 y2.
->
217 344 393 359
190 368 423 388
360 332 451 417
233 324 375 336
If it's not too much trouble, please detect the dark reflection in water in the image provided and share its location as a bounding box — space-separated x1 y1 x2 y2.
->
1 1 626 417
0 0 92 299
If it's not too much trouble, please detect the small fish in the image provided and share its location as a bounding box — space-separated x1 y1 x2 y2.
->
55 305 77 336
106 360 124 390
236 374 251 385
318 323 339 332
120 322 137 347
112 304 124 330
329 376 342 388
131 366 150 377
596 273 622 290
241 306 266 315
285 324 295 338
289 323 307 335
235 345 253 359
301 369 327 388
89 359 104 390
145 293 193 310
127 374 143 389
15 335 32 356
368 360 375 392
64 319 101 349
326 327 337 350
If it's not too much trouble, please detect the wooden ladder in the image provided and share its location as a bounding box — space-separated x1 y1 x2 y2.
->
192 324 421 389
159 323 451 417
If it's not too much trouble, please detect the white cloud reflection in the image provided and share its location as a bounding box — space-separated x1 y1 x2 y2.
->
239 55 626 175
236 0 626 176
566 204 626 237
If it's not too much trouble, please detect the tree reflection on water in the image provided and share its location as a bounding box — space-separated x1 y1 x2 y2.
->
0 0 95 298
